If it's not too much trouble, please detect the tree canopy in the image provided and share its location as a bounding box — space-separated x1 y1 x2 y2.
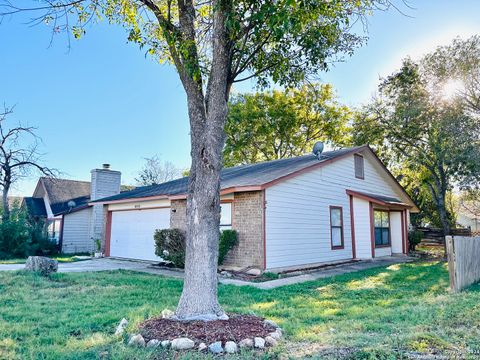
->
354 52 480 235
223 84 352 166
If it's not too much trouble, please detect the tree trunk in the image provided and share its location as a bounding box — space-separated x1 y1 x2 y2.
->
437 191 451 257
175 94 230 320
175 0 231 320
2 181 10 222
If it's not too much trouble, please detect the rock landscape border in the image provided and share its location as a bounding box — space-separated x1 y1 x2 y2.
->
120 310 283 354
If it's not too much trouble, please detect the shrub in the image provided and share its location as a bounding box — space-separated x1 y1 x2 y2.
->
218 230 238 265
409 230 423 251
0 211 57 259
154 228 186 268
0 218 31 258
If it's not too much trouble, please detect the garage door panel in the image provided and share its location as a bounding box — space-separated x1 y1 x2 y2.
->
110 208 170 261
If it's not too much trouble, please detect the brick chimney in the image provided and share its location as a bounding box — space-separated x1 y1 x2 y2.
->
89 164 121 251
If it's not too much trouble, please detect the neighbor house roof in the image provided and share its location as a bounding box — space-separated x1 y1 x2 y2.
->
23 197 47 217
40 178 91 215
93 146 376 204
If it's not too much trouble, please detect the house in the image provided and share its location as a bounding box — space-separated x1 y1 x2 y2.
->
23 165 121 253
457 211 480 235
92 144 418 271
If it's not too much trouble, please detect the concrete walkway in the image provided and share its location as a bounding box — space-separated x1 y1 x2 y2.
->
0 256 413 289
222 256 413 289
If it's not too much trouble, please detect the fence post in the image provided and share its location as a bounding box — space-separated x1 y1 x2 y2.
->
445 236 457 292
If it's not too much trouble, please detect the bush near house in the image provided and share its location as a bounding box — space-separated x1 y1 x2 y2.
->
409 229 424 251
154 228 238 268
0 206 57 259
218 229 238 265
154 228 186 268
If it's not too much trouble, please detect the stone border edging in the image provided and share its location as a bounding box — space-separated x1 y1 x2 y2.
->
120 315 283 354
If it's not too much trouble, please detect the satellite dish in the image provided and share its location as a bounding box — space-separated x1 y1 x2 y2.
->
67 200 76 209
312 142 324 159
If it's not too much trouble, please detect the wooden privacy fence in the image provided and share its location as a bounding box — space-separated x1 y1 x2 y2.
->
446 236 480 292
419 227 472 245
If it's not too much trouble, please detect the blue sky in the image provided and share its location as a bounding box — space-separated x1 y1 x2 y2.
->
1 0 479 196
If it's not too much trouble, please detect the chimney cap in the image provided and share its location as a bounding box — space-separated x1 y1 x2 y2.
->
102 163 111 170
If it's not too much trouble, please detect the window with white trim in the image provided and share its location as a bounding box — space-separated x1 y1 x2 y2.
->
220 203 232 230
374 210 390 247
330 206 344 249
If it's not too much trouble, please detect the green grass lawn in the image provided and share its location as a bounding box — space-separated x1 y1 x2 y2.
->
0 261 479 359
0 254 91 264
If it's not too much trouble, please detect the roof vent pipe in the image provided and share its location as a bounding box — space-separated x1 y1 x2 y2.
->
102 164 111 170
312 142 324 160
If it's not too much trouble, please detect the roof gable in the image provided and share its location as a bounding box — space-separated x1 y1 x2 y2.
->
39 178 91 215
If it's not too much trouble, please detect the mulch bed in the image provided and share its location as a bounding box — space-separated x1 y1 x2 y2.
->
140 314 276 344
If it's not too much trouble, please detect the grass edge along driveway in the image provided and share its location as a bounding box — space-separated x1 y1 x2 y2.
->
0 261 479 359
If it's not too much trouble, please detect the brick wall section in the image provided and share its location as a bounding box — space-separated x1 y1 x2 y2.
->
224 191 264 269
170 199 187 231
169 192 265 270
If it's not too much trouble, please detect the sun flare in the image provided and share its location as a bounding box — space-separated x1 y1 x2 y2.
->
441 79 464 99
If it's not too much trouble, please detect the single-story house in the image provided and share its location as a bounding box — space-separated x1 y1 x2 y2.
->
23 166 121 253
92 144 418 271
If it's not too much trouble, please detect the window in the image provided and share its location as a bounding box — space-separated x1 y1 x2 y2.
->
354 154 364 179
47 219 62 244
220 203 232 230
374 210 390 247
330 206 344 249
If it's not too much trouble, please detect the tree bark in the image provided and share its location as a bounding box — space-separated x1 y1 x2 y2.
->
2 173 11 222
427 176 450 257
2 185 9 221
175 0 232 321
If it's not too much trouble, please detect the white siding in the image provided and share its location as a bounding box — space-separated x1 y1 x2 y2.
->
353 197 372 259
62 208 93 254
375 246 392 257
390 212 403 254
265 152 406 269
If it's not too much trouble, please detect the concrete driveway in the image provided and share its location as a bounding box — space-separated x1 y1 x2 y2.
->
0 256 413 289
0 258 182 278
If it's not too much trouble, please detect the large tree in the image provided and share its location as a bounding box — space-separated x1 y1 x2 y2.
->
0 107 54 221
355 58 480 240
224 84 352 166
1 0 395 320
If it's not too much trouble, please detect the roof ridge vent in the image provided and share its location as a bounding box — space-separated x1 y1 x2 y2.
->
312 142 324 160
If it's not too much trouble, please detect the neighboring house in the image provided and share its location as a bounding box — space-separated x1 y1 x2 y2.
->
23 165 121 253
93 145 418 271
457 211 480 234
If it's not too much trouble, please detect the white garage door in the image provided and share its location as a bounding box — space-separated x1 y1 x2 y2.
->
110 208 170 261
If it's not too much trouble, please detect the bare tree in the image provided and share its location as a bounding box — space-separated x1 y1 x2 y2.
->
0 106 55 221
135 155 182 186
